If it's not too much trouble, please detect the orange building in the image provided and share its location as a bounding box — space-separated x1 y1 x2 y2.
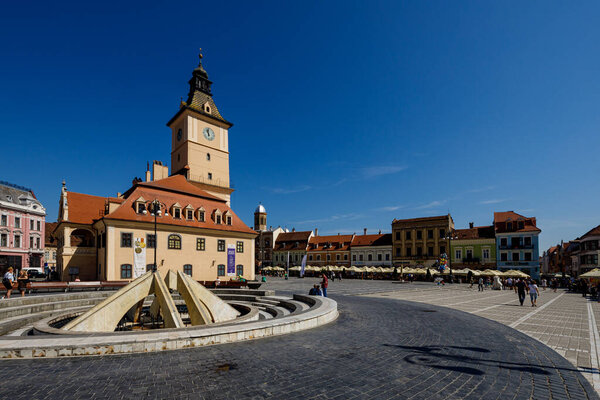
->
307 234 355 267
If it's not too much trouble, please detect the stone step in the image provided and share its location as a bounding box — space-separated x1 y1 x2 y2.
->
0 305 91 336
0 296 106 321
0 291 113 309
258 310 272 320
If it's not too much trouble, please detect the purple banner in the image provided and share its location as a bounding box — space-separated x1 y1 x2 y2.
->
227 245 235 276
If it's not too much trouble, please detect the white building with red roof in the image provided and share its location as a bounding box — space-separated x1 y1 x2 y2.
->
494 211 542 279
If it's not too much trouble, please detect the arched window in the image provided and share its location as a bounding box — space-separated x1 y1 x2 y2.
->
146 264 156 272
236 265 243 276
120 264 132 279
183 264 193 276
217 264 226 276
168 234 181 249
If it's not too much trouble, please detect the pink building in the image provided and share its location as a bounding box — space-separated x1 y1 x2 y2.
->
0 181 46 273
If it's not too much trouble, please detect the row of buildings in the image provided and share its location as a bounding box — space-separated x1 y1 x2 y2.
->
255 209 545 278
541 225 600 277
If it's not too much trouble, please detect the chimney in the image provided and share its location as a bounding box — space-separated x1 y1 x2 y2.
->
314 228 318 236
363 228 367 235
292 227 296 232
379 229 382 234
469 222 474 229
145 161 151 182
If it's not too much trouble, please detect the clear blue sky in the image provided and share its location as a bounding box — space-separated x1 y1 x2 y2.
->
1 1 599 251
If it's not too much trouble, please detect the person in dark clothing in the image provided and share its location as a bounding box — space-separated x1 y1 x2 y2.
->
582 279 589 298
308 284 322 296
516 278 527 306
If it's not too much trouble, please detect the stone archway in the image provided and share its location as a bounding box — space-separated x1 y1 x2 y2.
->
70 228 95 247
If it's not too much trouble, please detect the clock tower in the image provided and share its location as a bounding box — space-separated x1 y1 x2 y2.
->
167 50 234 204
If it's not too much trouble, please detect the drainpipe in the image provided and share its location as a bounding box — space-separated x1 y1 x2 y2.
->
100 219 107 281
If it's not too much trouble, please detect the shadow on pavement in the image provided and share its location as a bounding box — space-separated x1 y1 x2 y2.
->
384 344 560 376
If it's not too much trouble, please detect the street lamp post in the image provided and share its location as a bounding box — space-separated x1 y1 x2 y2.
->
143 200 167 272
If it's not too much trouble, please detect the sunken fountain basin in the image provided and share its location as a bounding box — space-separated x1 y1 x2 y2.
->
0 272 338 358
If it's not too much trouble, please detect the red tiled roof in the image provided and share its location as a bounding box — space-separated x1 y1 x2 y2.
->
393 215 451 224
308 234 354 252
493 211 541 234
581 224 600 239
134 175 222 202
493 211 525 223
453 225 495 240
45 222 58 246
105 186 255 235
66 192 107 225
273 231 312 251
351 233 392 247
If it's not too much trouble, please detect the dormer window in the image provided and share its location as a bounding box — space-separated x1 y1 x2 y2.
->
227 216 232 225
197 207 206 222
171 203 182 219
213 209 223 225
507 222 512 230
184 205 194 220
134 197 147 214
204 103 211 114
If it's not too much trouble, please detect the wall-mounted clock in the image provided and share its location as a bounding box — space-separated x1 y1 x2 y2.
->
203 127 215 141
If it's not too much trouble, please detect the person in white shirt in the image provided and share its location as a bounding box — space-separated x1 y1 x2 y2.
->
2 267 15 299
528 280 540 307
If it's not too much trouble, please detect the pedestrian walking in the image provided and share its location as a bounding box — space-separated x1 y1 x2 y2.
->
2 267 15 299
582 279 589 298
321 273 329 297
541 278 547 291
478 277 484 292
529 279 540 307
516 278 527 306
17 270 29 297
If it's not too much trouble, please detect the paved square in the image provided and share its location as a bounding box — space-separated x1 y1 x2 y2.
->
0 277 597 399
262 276 600 395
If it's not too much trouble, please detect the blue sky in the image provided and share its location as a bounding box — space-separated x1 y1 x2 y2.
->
1 1 599 251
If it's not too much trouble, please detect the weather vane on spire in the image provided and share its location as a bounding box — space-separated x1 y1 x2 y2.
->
198 48 203 62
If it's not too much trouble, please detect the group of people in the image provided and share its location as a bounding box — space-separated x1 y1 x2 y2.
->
308 273 330 297
513 278 541 307
1 267 30 299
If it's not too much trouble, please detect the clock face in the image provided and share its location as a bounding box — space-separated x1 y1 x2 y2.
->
203 127 215 141
177 129 182 141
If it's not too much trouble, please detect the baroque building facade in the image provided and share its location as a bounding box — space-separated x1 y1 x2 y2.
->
0 181 46 273
392 215 454 268
54 53 256 281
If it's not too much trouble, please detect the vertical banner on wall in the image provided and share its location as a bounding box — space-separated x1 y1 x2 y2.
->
227 244 236 276
133 237 147 278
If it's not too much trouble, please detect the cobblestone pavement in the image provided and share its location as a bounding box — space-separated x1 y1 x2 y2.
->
0 278 596 399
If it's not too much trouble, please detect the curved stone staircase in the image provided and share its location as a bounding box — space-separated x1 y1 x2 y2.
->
0 288 338 358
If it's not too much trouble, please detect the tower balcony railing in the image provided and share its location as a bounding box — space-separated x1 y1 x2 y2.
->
187 173 231 189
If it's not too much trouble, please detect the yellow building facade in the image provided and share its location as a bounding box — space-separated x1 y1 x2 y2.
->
54 52 256 281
